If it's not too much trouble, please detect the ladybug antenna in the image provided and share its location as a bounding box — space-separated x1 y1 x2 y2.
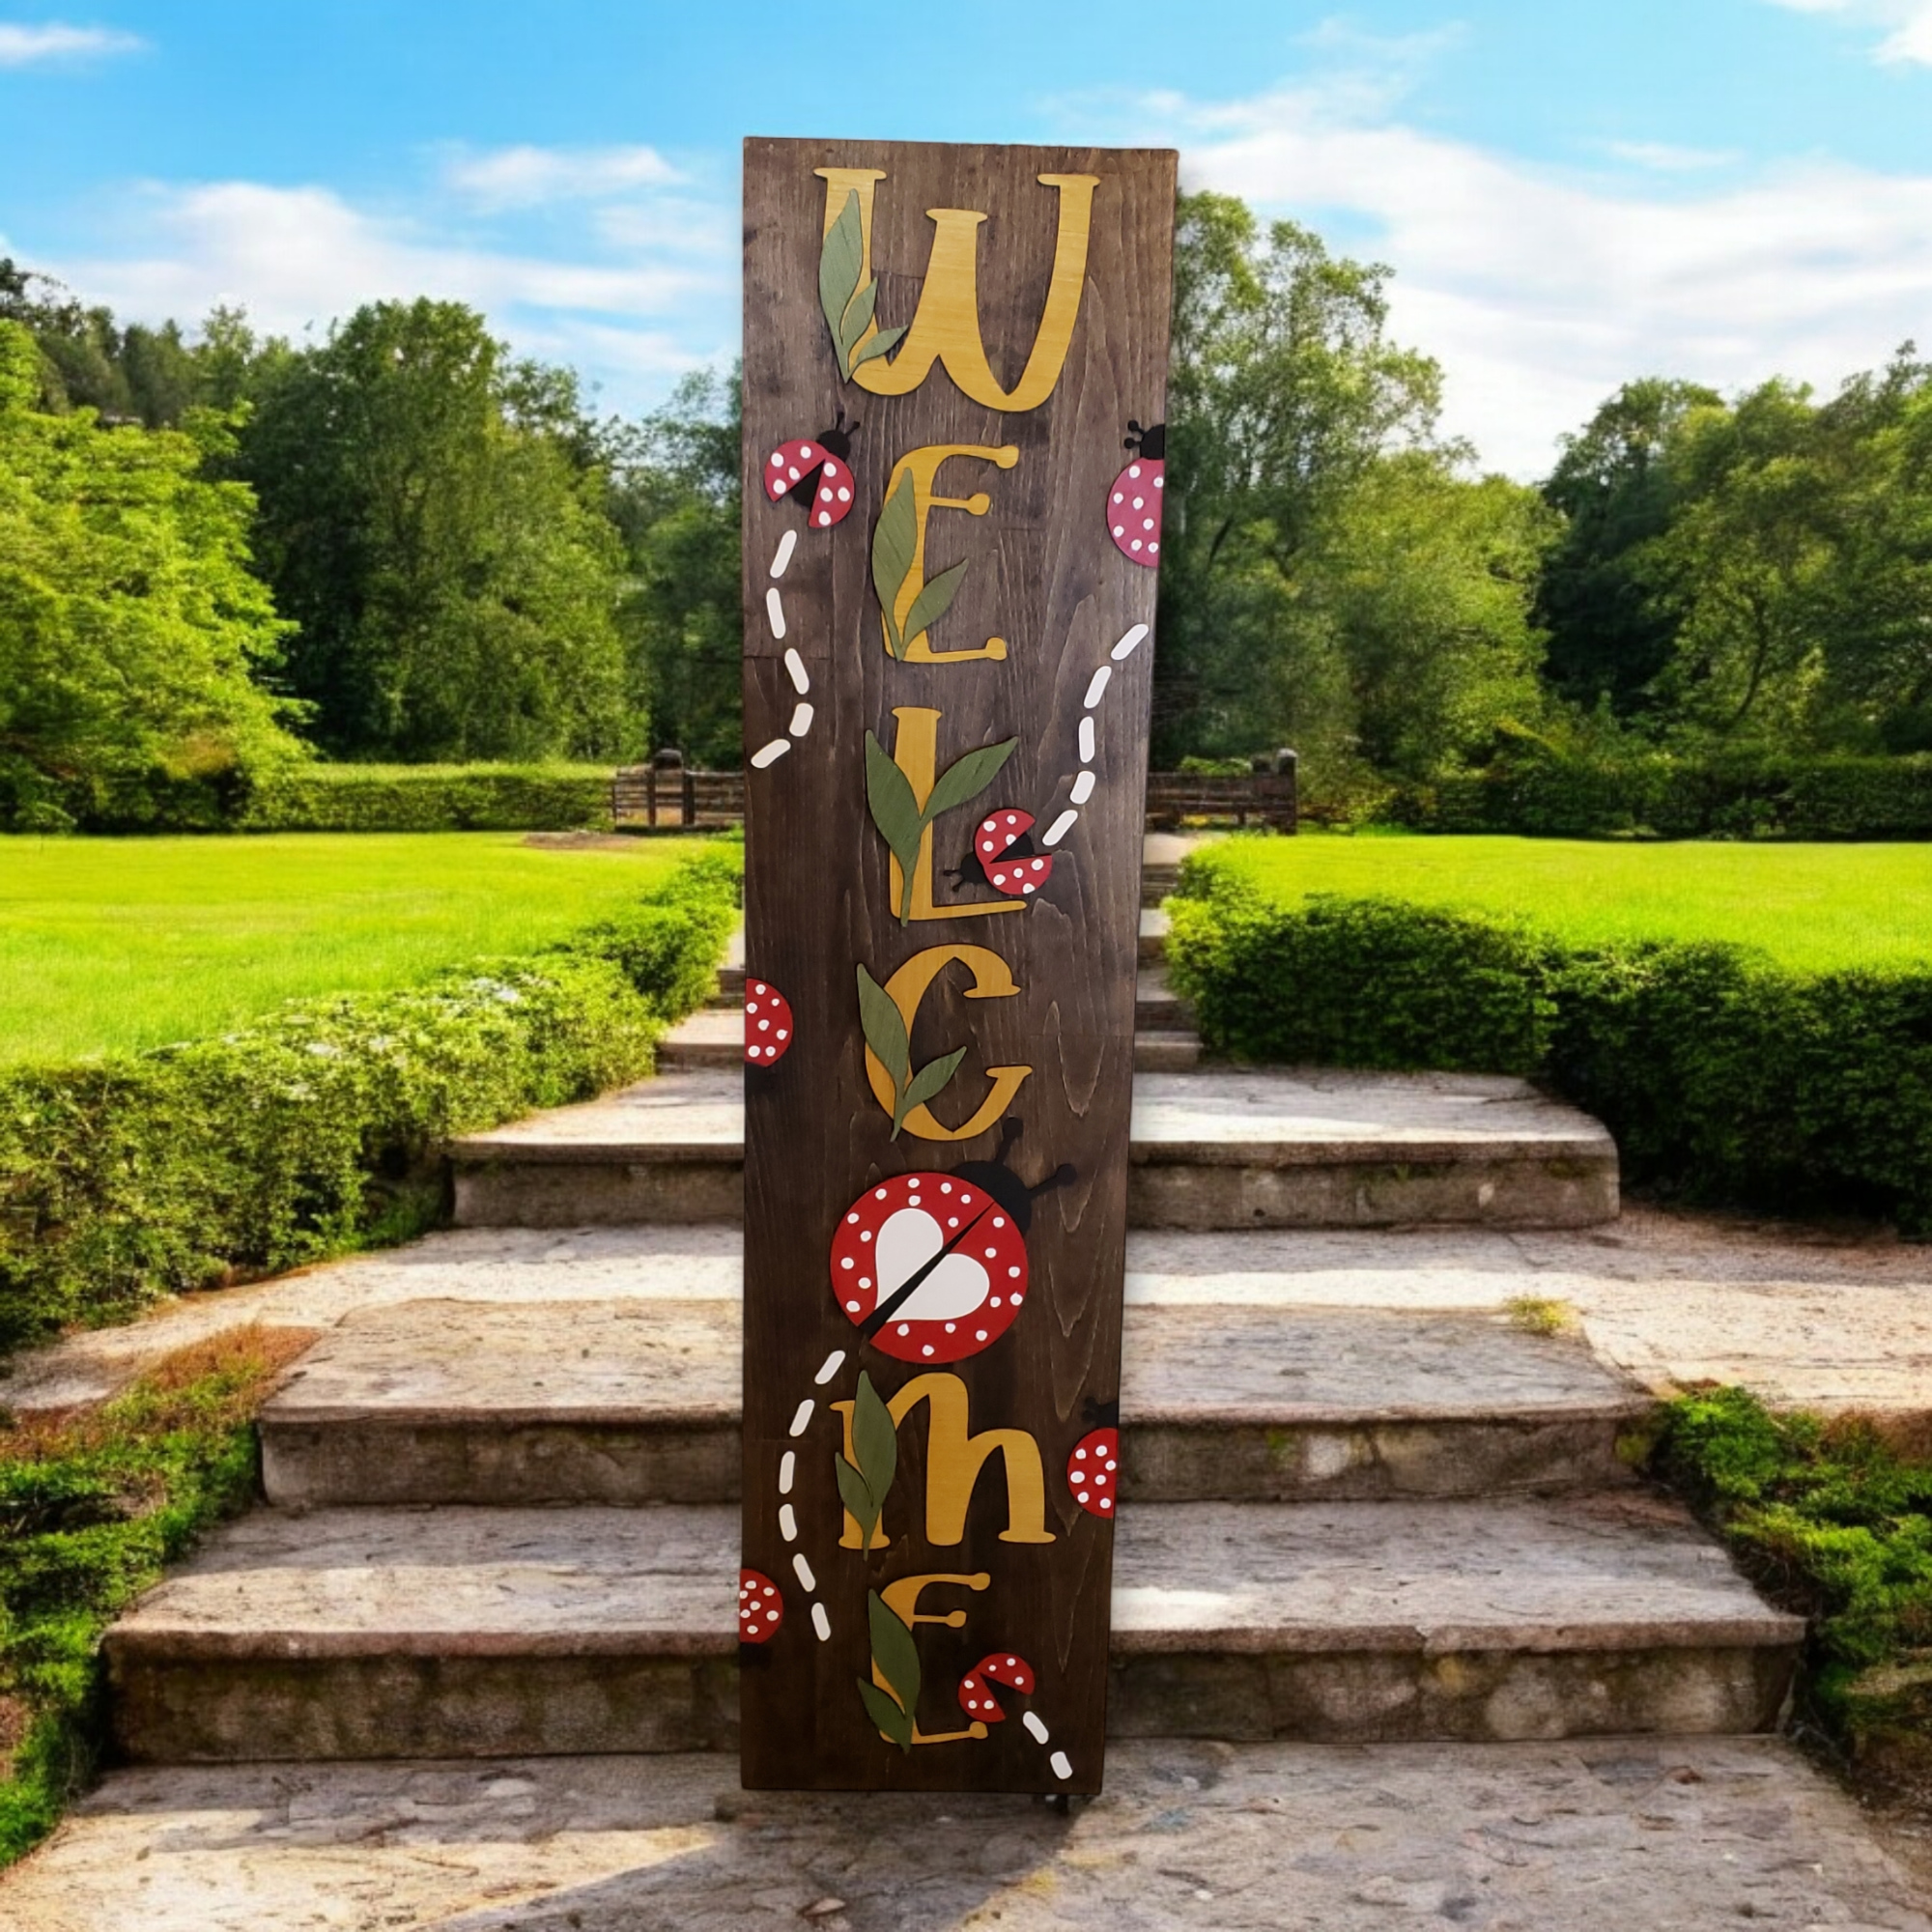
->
1123 419 1143 453
1028 1162 1077 1202
995 1117 1025 1165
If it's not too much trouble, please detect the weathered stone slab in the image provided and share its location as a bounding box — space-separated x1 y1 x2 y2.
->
448 1069 1619 1232
105 1496 1798 1760
656 1009 1201 1074
13 1208 1929 1420
14 1738 1925 1932
260 1299 1648 1507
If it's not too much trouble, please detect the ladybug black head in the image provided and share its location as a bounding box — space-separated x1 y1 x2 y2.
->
950 1119 1075 1236
818 407 858 460
1123 419 1166 462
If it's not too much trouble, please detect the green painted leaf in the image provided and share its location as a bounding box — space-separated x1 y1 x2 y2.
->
864 731 924 870
867 1589 923 1719
856 963 911 1089
838 276 880 372
851 324 905 371
857 1677 913 1752
900 558 968 654
835 1454 880 1547
895 1048 967 1135
819 191 865 379
923 737 1018 825
870 470 918 658
852 1370 898 1507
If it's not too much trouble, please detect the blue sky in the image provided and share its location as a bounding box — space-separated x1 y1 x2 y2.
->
3 0 1930 473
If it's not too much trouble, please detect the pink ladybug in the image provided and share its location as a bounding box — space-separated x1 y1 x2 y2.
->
744 980 794 1065
1106 420 1163 566
974 810 1055 898
764 412 857 529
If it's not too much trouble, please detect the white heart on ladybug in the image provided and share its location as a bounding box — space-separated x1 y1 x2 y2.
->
874 1208 991 1321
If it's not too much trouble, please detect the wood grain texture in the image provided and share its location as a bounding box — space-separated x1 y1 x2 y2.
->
740 136 1176 1793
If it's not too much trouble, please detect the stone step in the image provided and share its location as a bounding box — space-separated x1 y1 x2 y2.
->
1139 904 1170 963
16 1738 1925 1931
106 1495 1798 1762
658 1010 1201 1075
260 1299 1651 1509
1142 862 1179 908
1136 967 1194 1032
449 1070 1618 1233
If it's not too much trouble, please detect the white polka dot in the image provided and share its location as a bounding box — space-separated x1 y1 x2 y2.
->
798 444 814 460
787 467 799 480
838 487 850 501
1128 464 1141 478
817 512 831 526
770 453 783 467
1154 474 1164 488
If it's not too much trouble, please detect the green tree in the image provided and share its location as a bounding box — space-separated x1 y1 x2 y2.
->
1154 192 1449 764
1535 377 1721 719
603 367 742 767
1266 456 1557 779
0 321 302 826
238 299 633 761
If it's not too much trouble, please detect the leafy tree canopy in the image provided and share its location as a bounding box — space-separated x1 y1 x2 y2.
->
0 320 303 825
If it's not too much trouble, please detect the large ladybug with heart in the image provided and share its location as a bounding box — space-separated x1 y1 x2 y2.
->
828 1122 1074 1365
1106 419 1164 566
763 410 858 529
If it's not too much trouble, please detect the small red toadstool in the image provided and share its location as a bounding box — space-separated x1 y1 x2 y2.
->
1067 1427 1120 1518
744 980 794 1065
738 1569 783 1643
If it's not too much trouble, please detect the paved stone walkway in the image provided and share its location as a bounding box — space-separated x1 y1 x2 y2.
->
6 1740 1927 1931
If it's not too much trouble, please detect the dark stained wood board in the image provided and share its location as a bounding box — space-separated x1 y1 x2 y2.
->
739 136 1176 1794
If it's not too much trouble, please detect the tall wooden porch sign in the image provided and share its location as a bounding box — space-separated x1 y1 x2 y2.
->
740 137 1176 1793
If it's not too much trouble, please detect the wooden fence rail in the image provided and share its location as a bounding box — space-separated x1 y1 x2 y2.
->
610 762 1296 833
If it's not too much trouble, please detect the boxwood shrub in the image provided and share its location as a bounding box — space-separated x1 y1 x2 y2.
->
0 849 739 1349
1166 854 1932 1235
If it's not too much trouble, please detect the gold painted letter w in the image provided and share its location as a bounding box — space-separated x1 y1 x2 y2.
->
814 166 1099 412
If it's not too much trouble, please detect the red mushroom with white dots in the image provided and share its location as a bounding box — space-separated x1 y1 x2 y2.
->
1067 1426 1120 1518
738 1569 784 1643
744 980 794 1066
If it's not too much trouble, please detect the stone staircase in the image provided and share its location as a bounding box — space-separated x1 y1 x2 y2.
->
101 853 1801 1771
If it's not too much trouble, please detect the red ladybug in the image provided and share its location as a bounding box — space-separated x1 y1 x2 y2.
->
1106 420 1163 566
738 1569 783 1643
1067 1426 1120 1518
764 411 857 529
829 1171 1029 1365
744 979 794 1065
958 1652 1037 1722
827 1122 1074 1366
974 810 1055 898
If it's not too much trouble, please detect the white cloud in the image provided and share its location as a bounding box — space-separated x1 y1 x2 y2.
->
0 21 143 67
1601 140 1739 173
28 171 734 414
1761 0 1932 65
441 143 681 210
1062 79 1932 475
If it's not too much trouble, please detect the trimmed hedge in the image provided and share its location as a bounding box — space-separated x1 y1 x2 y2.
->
1389 749 1932 841
232 763 616 833
1166 855 1932 1235
0 760 620 835
0 849 739 1349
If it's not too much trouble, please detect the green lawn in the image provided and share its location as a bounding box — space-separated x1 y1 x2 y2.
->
1196 832 1932 974
0 833 710 1064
